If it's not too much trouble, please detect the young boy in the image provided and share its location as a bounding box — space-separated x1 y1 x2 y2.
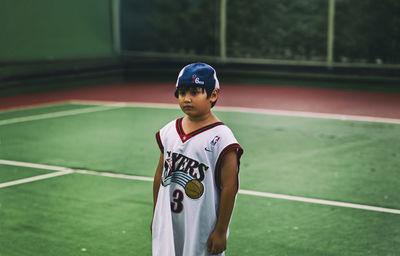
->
151 62 243 256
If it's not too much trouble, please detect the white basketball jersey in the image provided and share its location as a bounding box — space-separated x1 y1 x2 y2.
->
152 117 243 256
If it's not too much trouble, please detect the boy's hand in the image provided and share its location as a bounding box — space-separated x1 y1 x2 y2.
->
207 229 226 255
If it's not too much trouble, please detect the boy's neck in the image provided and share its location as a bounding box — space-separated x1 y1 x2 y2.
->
182 112 220 133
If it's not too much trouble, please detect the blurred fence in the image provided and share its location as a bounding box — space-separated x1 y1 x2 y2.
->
1 0 399 95
120 0 400 68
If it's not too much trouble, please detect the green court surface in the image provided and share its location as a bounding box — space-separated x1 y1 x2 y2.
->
0 102 399 256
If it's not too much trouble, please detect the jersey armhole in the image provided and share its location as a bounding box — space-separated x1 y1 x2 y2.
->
214 143 243 191
155 131 164 153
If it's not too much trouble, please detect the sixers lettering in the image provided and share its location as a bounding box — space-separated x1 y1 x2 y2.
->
162 151 208 213
163 151 208 185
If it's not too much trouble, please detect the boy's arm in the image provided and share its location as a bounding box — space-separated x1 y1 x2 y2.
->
207 150 238 255
151 153 164 232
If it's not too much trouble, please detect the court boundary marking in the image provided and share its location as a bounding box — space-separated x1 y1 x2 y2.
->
1 159 399 215
70 100 400 124
0 100 400 125
0 100 75 113
0 103 126 126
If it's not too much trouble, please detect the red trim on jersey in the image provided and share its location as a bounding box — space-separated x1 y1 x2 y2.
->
155 131 164 153
214 143 243 192
175 117 224 143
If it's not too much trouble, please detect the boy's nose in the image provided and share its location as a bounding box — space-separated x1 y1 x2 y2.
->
183 93 192 102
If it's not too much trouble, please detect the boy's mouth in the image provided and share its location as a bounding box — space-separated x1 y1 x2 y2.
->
182 105 194 110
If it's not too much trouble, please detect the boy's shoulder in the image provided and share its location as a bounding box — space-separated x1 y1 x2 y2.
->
213 123 237 141
158 119 177 134
164 118 177 127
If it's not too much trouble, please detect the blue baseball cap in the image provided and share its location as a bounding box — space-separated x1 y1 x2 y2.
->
175 62 220 97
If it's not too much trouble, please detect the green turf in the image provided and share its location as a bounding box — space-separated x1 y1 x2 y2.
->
0 103 399 255
0 173 153 256
0 105 181 173
229 194 400 256
217 111 400 209
1 105 399 208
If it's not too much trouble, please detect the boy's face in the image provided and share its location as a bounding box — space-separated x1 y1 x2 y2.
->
177 86 218 118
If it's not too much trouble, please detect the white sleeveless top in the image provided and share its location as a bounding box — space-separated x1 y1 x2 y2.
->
152 118 243 256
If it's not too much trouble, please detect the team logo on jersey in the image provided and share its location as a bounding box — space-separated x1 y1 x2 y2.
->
162 151 207 199
205 136 221 152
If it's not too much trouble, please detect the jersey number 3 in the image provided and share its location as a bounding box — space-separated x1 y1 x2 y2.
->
171 189 184 213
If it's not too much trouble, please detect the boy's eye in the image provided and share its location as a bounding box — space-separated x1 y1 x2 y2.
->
178 89 188 96
178 88 201 96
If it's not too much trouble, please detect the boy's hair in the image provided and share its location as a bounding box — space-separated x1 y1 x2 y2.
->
175 62 220 108
176 85 218 108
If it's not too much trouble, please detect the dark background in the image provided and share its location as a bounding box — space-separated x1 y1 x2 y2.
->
1 0 399 97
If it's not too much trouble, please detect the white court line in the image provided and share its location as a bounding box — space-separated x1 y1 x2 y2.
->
239 190 400 215
0 159 75 172
0 171 73 188
0 159 75 188
0 100 76 113
1 159 399 215
74 169 153 182
0 103 125 126
215 106 400 124
2 99 399 125
70 99 400 125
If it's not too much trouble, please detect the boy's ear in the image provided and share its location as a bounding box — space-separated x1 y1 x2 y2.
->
210 89 219 104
